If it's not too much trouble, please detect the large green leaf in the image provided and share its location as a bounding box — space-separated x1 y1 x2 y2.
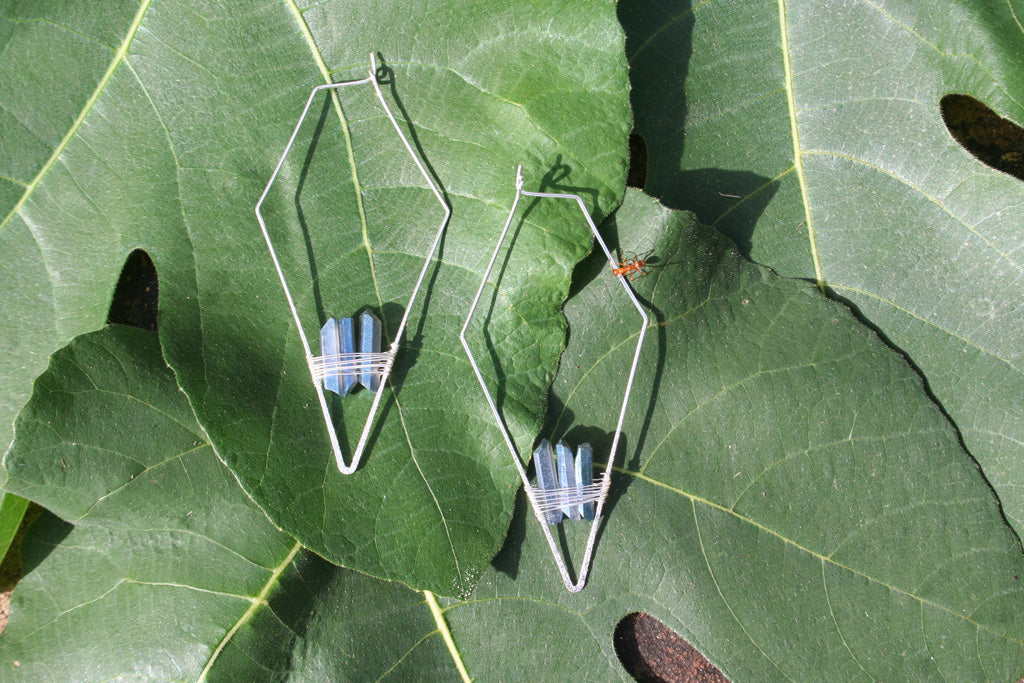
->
3 513 462 682
0 0 630 595
621 0 1024 538
440 190 1024 681
6 194 1024 681
0 0 148 453
0 325 462 680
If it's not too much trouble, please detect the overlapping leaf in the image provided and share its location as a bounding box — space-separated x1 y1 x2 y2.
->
0 0 148 454
0 325 461 680
6 193 1024 681
442 190 1024 681
0 0 631 594
622 0 1024 537
6 2 1022 680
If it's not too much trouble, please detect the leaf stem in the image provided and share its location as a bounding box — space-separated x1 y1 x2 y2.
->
424 590 472 682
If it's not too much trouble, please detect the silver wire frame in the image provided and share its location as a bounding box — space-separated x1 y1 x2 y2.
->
459 166 648 592
255 54 451 474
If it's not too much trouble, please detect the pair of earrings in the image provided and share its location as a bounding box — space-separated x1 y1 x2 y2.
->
255 55 647 593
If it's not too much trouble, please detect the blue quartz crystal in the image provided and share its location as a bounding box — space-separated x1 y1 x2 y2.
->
359 310 382 393
320 318 340 394
320 317 358 395
556 440 580 520
575 442 595 521
533 439 563 525
338 317 357 395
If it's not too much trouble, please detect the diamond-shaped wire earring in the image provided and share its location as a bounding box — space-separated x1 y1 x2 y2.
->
460 165 648 592
255 53 450 474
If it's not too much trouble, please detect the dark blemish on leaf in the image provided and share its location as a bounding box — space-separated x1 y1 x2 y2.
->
614 612 730 682
941 94 1024 181
627 132 648 188
107 249 159 331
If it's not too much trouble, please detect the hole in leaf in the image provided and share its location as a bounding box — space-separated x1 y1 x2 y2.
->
940 94 1024 181
628 132 648 189
106 249 159 331
615 612 730 683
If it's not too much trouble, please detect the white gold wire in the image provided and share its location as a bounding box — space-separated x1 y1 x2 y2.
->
307 352 395 384
255 53 451 474
526 480 607 514
459 165 649 592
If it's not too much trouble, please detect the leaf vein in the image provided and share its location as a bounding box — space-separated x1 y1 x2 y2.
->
692 498 795 680
0 0 154 237
777 0 823 288
829 284 1021 373
801 149 1023 272
620 465 1024 645
197 541 303 682
821 559 878 681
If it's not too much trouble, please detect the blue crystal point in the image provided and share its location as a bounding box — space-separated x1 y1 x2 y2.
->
320 318 341 394
533 439 563 525
359 311 382 393
339 317 358 395
576 442 595 521
556 440 580 520
320 318 357 395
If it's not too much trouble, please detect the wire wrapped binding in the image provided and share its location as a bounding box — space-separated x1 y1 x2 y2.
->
525 479 606 514
308 351 395 384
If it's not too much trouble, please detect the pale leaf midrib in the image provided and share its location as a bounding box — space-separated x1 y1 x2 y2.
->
281 0 464 587
0 0 154 236
197 541 303 682
281 0 378 303
424 590 472 682
776 0 823 289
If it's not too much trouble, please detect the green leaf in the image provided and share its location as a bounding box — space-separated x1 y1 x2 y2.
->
0 0 149 456
445 191 1024 681
622 0 1024 537
0 493 27 564
0 0 631 594
6 193 1023 682
0 325 462 680
4 515 466 682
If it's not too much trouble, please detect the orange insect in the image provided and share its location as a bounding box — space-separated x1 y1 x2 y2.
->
612 250 654 281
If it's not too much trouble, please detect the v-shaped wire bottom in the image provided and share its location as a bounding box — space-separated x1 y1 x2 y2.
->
309 342 397 474
523 471 613 592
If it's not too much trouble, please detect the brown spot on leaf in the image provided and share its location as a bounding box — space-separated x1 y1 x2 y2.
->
615 612 730 682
